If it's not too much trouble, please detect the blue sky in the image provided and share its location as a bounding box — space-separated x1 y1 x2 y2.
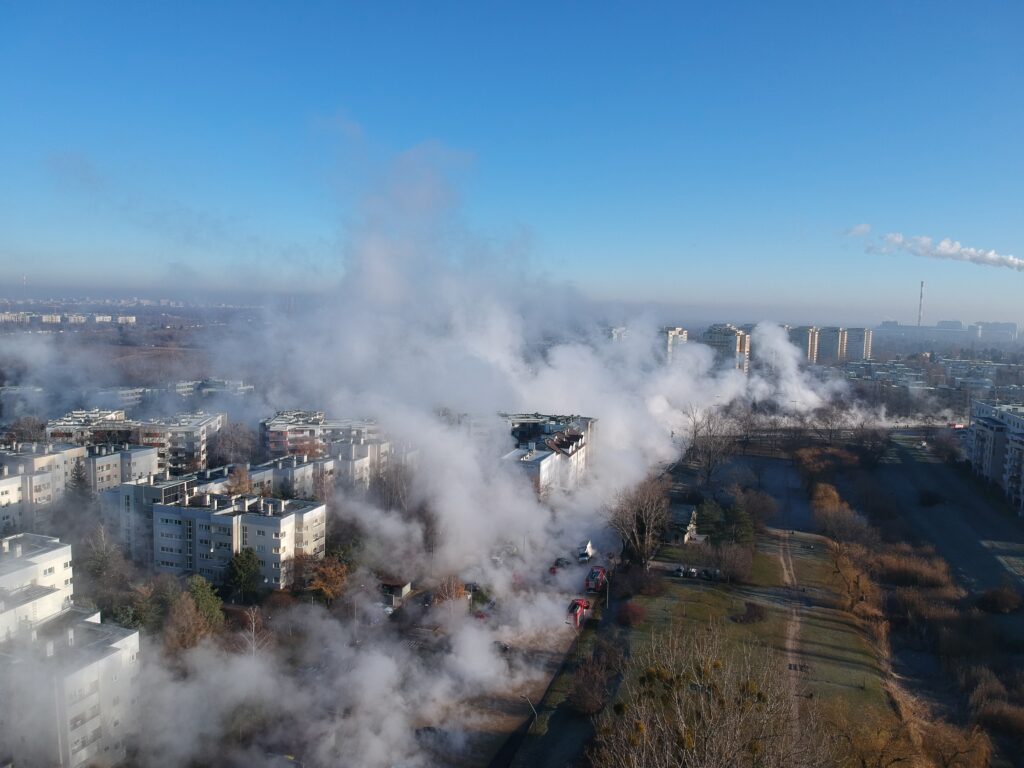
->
2 2 1023 324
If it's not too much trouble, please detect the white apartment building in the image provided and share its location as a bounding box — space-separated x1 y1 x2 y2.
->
845 328 873 361
817 327 848 365
260 411 379 458
46 410 130 444
970 402 1024 516
0 534 74 638
702 324 751 374
194 454 339 500
163 412 224 474
0 534 140 768
100 475 195 565
0 443 88 533
84 444 161 494
151 494 326 589
502 414 595 493
663 327 688 365
788 326 819 363
47 410 225 475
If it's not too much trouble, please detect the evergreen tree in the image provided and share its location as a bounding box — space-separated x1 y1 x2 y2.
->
228 548 261 601
186 574 225 630
67 458 92 502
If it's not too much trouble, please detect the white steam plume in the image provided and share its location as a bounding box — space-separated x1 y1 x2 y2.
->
869 231 1024 272
2 147 855 768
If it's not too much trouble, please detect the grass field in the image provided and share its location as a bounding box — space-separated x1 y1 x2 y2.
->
509 530 899 767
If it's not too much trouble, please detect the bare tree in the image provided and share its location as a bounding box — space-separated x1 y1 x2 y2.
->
208 422 259 466
308 555 348 606
236 606 273 656
811 403 850 446
685 404 735 489
591 627 834 768
370 463 439 553
4 415 45 443
225 465 252 495
433 575 466 605
830 711 915 768
163 593 210 654
922 723 991 768
370 463 414 514
607 475 669 567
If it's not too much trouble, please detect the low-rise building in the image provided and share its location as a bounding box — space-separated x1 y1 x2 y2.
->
0 534 139 768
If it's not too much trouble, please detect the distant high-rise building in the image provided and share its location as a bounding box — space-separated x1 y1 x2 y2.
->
817 327 848 365
663 327 688 364
607 326 628 342
787 326 819 363
702 324 751 374
845 328 873 361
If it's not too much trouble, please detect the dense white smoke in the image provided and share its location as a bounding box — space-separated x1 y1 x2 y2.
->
869 231 1024 272
3 149 849 767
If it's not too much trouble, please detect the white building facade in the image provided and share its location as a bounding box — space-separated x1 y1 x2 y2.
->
969 402 1024 516
0 533 140 768
152 494 326 589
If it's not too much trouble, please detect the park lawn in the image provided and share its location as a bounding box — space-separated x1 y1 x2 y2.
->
797 604 890 719
750 548 784 588
627 538 896 729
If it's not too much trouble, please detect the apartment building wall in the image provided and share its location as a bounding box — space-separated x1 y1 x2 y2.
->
0 534 139 768
701 324 751 374
788 326 819 363
845 328 873 361
100 477 194 565
151 495 326 588
817 327 848 364
0 534 74 638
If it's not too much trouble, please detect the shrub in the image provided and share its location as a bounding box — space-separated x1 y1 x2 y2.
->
636 572 666 597
568 656 611 715
977 585 1023 615
733 601 767 624
871 553 952 588
616 602 646 627
974 700 1024 735
964 666 1008 713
